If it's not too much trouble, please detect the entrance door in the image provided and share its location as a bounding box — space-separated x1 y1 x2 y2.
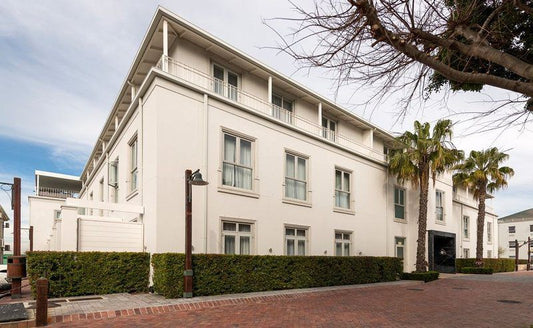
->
428 230 456 273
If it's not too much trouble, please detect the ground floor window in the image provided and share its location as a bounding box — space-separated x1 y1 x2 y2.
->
335 231 351 256
463 248 470 258
395 237 405 259
222 221 253 255
285 227 307 255
487 250 492 258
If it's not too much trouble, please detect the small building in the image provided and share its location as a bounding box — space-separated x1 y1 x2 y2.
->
0 205 9 264
498 209 533 260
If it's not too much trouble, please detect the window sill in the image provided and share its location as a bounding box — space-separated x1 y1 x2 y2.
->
333 207 355 215
463 238 470 242
393 218 407 224
126 189 139 201
218 186 259 199
435 220 446 226
282 198 312 208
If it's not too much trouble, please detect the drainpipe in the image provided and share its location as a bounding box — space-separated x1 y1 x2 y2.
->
203 94 209 253
139 97 146 251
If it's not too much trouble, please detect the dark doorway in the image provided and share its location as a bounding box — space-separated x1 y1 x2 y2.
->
428 230 456 273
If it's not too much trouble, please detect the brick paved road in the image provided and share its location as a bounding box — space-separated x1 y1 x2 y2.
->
52 272 533 328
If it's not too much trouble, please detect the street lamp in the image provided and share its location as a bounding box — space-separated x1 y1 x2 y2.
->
184 169 208 298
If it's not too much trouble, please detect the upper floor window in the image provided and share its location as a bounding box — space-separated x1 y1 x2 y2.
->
322 117 337 141
509 226 516 234
335 231 351 256
213 64 238 101
285 227 307 256
335 169 351 209
272 94 293 124
285 153 307 201
222 221 253 255
129 137 138 192
463 216 470 239
394 187 405 220
108 157 119 203
487 222 492 243
435 190 444 221
222 133 253 190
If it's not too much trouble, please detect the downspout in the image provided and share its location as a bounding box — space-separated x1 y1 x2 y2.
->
139 96 146 252
203 94 209 253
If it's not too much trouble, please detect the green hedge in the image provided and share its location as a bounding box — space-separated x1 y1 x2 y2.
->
152 254 402 298
455 258 514 273
27 251 150 298
401 271 439 282
460 267 493 274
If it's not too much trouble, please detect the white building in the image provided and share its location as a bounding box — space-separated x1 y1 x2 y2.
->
498 209 533 260
29 7 498 273
0 205 9 263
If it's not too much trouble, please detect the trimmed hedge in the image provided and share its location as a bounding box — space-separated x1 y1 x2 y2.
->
455 258 514 273
401 271 439 282
27 251 150 298
461 267 493 274
152 254 402 298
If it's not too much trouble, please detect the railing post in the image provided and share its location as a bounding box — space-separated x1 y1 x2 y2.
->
36 278 48 326
515 239 519 271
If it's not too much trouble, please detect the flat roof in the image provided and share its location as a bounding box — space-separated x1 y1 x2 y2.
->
35 170 80 181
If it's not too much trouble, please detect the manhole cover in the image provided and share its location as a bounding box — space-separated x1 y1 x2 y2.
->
0 303 28 323
497 300 522 304
407 288 424 291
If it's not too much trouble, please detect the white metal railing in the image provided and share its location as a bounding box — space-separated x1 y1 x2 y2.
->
157 55 386 162
38 187 79 199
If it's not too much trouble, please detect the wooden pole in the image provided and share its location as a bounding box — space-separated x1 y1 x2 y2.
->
30 226 34 252
10 177 22 298
183 169 193 298
515 239 519 271
36 278 48 326
528 237 531 271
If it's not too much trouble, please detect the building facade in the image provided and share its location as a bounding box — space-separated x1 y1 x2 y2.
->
29 7 498 272
498 209 533 260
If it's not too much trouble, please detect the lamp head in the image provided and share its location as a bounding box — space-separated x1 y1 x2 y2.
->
190 171 209 186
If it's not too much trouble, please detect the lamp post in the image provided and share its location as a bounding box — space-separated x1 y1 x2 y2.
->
184 169 208 298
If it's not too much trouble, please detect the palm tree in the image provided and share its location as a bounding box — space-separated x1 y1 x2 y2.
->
389 120 463 272
453 148 514 266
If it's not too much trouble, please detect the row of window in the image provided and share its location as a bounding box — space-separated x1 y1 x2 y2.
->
462 248 493 258
393 187 449 222
508 225 533 234
462 216 493 243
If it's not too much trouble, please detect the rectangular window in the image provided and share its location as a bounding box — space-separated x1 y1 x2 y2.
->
509 240 517 248
221 221 253 255
129 137 138 192
487 222 492 243
54 210 61 219
394 187 405 220
509 226 516 234
463 248 470 258
395 237 405 259
530 225 533 232
285 227 307 256
272 94 293 124
213 64 238 101
334 169 351 209
335 232 351 256
322 117 336 141
487 250 492 258
435 190 444 221
109 158 119 203
222 133 253 190
463 216 469 239
285 153 307 201
99 178 104 216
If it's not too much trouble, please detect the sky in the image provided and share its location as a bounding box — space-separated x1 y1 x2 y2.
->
0 0 532 248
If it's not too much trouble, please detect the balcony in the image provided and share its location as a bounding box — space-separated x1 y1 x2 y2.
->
157 55 386 162
37 187 79 199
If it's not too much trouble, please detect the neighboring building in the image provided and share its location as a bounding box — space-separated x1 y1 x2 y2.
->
0 205 9 264
498 209 533 260
28 7 498 272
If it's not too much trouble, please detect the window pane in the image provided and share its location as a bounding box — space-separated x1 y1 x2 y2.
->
335 233 342 240
335 170 342 190
285 228 295 236
395 205 404 219
322 118 328 128
282 99 292 111
399 189 404 204
224 135 236 162
286 239 295 255
344 172 350 191
223 222 236 231
239 224 251 232
343 233 350 240
297 240 306 255
396 246 404 259
330 121 336 132
394 188 399 203
286 154 295 178
344 243 350 256
336 191 349 209
228 72 238 87
234 166 252 190
222 163 234 187
297 158 306 180
240 236 250 255
224 235 235 254
335 243 342 256
272 94 282 107
240 140 252 166
295 181 306 200
296 229 306 237
213 65 224 80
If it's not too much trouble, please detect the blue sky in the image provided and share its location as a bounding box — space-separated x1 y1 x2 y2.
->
1 1 532 248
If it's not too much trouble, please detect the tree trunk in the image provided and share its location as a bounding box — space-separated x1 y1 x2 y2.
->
475 187 487 267
416 168 429 272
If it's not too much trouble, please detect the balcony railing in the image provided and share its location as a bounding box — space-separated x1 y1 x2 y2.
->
38 187 79 199
157 55 386 162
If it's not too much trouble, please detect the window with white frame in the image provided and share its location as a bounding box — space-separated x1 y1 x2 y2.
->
435 190 444 221
463 248 470 258
335 231 351 256
272 93 293 123
285 227 307 256
129 137 138 192
222 133 253 190
109 157 119 203
221 221 253 255
487 250 492 258
54 210 61 219
213 64 238 101
322 117 336 141
463 216 470 239
395 237 405 259
285 153 307 201
394 187 405 220
530 224 533 232
509 226 516 234
509 240 517 248
334 169 351 209
487 222 492 243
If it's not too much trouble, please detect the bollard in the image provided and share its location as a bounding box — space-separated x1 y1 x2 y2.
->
36 278 48 327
